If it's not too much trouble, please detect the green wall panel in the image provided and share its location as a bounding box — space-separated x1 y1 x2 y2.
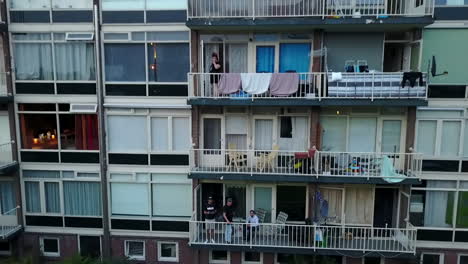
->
422 29 468 85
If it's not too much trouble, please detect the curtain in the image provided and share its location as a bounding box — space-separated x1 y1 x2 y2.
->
226 116 247 149
55 43 95 80
101 0 144 10
52 0 92 8
203 119 221 149
107 116 147 152
349 117 377 152
204 44 222 73
25 182 41 213
111 183 149 216
148 43 189 82
256 46 275 73
279 43 311 73
14 43 53 80
0 182 16 215
64 182 102 216
320 188 342 223
151 117 169 151
345 187 373 225
75 115 99 150
11 0 50 8
104 44 145 81
417 120 437 156
320 116 347 151
425 190 453 227
457 192 468 228
173 117 191 151
152 184 192 217
227 44 248 73
254 119 273 150
147 0 187 9
441 121 461 156
279 117 308 151
382 120 401 153
45 182 60 213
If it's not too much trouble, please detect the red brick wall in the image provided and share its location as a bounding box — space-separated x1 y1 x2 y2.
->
263 253 275 264
22 232 79 263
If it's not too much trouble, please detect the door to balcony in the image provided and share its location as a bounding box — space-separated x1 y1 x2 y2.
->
253 185 275 223
201 117 225 170
373 187 398 228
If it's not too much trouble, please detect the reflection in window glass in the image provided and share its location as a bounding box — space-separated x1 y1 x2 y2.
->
172 117 190 151
104 44 146 82
59 114 99 150
19 114 58 149
14 43 53 80
107 116 147 152
102 0 144 10
55 43 95 80
417 120 437 156
147 43 189 82
151 117 169 151
147 0 187 9
52 0 93 9
111 183 149 216
440 121 461 156
11 0 50 9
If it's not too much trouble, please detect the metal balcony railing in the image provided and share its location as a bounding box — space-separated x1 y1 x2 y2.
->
188 72 427 101
0 206 21 240
190 149 423 179
187 0 434 19
0 141 15 169
189 218 417 254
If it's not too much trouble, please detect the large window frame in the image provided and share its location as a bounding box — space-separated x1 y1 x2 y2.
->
12 32 96 95
157 241 179 262
102 31 190 97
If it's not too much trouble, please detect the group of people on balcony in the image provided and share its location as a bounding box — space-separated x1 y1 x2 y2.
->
203 196 259 244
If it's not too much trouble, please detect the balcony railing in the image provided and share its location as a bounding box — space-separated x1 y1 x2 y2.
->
0 72 8 97
188 0 434 19
0 206 21 240
0 141 15 169
189 219 417 254
190 149 422 180
188 72 427 101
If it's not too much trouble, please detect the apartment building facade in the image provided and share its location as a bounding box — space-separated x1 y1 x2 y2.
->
0 0 467 264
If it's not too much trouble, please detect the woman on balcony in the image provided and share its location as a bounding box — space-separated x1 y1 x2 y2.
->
209 52 222 97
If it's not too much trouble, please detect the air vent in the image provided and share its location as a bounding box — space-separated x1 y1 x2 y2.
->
66 33 94 41
70 104 97 113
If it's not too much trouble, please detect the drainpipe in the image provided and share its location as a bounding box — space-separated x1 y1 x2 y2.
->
94 4 111 259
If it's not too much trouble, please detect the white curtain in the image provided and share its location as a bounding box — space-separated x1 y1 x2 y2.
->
226 116 248 149
349 117 377 152
345 187 373 225
320 188 342 223
111 183 149 216
152 184 192 217
172 117 191 151
227 44 248 73
255 119 273 150
108 116 147 153
102 0 144 10
14 43 53 80
45 182 60 213
151 117 169 151
441 121 461 156
0 182 16 215
64 182 102 216
25 182 40 213
279 117 308 151
321 116 347 151
417 120 437 156
55 43 95 80
11 0 50 8
424 181 453 227
52 0 92 8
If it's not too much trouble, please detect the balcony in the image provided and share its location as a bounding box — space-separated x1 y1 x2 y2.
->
189 220 417 256
0 72 11 102
187 0 434 28
0 142 19 176
0 207 22 240
189 149 422 184
188 72 427 107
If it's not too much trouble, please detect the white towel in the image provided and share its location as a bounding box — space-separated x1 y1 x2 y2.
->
240 73 272 95
331 72 342 82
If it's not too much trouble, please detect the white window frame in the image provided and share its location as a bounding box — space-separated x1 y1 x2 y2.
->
458 254 468 264
421 253 444 264
40 237 60 257
157 241 179 262
124 240 145 261
209 250 230 264
242 251 263 264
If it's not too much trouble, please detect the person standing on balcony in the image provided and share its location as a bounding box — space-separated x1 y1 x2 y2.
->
209 52 222 97
203 196 217 243
244 210 259 242
223 198 234 243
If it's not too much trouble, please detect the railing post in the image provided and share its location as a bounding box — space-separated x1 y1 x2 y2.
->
252 0 255 19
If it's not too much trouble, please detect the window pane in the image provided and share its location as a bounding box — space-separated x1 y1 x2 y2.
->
460 256 468 264
20 114 58 150
411 190 454 227
111 183 149 216
226 43 248 73
148 43 189 82
279 43 311 73
422 254 440 264
147 0 187 9
151 117 168 151
464 122 468 157
11 0 50 8
349 117 377 152
55 43 95 80
59 114 99 150
126 241 144 257
52 0 93 8
43 239 59 253
23 170 60 178
25 182 41 213
382 120 402 153
0 182 16 215
320 116 347 151
254 119 273 150
147 31 189 41
417 120 437 156
160 243 176 258
244 252 261 262
173 117 190 151
456 191 468 228
45 182 60 213
107 116 147 152
276 186 306 221
102 0 144 10
14 44 53 80
441 121 461 156
203 119 221 149
105 44 145 82
152 184 191 217
64 182 102 216
211 251 228 260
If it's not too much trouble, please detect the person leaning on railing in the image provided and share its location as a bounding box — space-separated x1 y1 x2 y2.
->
243 210 259 242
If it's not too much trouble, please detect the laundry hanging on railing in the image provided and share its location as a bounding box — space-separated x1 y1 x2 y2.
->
240 73 272 94
218 73 241 95
381 155 406 183
269 73 299 96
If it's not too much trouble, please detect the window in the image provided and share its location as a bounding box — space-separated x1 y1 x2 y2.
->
125 241 145 260
0 242 11 255
422 253 444 264
107 116 147 152
102 0 186 10
210 250 229 264
276 186 306 221
158 242 178 262
11 0 92 9
111 183 149 216
104 44 146 82
59 114 99 150
279 43 311 73
435 0 468 5
19 114 58 149
150 116 191 152
11 0 51 9
147 0 187 9
52 0 93 9
459 255 468 264
40 237 60 257
278 116 308 151
243 252 262 263
320 116 347 151
63 182 102 216
147 43 189 82
345 187 373 225
152 183 192 217
0 182 16 215
55 42 95 80
79 236 101 259
225 184 246 219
